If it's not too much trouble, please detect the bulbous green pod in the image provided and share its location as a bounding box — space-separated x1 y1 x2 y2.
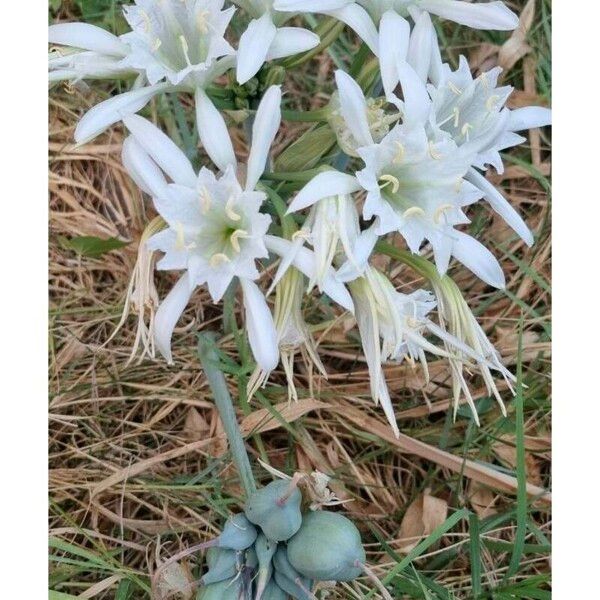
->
261 581 288 600
287 511 365 582
218 513 258 551
202 547 238 585
197 577 242 600
244 480 302 542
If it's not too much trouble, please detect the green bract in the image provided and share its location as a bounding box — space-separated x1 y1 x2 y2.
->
218 513 258 550
287 510 366 582
245 480 302 542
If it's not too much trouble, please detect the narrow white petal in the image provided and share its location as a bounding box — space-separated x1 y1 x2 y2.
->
74 83 169 145
123 114 196 188
335 70 374 148
326 4 379 55
154 274 194 364
396 60 432 123
274 0 351 10
420 0 519 30
466 168 533 246
121 136 169 198
236 14 277 85
240 278 279 372
336 223 378 282
48 23 127 56
379 11 410 102
195 88 237 174
266 28 320 60
287 172 362 213
246 86 282 191
508 107 552 132
452 231 506 289
407 12 433 81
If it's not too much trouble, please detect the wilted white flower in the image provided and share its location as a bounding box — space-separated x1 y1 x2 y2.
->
49 0 236 145
288 70 507 289
232 0 320 83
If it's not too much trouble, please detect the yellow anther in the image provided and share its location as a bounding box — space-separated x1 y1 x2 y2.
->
225 196 241 221
393 141 406 164
230 229 249 253
452 106 460 128
210 253 231 267
199 186 212 214
428 141 442 160
175 222 186 251
461 122 473 141
433 203 454 224
448 81 462 95
402 206 426 219
379 174 400 194
196 10 210 34
486 94 500 112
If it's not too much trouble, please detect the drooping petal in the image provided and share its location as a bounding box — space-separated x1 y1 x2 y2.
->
287 172 362 213
466 168 534 246
266 27 320 60
335 70 374 148
379 11 410 102
325 4 379 55
452 231 506 289
236 14 277 85
123 114 196 188
508 106 552 132
420 0 519 30
195 88 237 174
74 83 170 145
240 278 279 372
48 23 127 56
246 86 282 191
121 136 169 198
154 273 195 364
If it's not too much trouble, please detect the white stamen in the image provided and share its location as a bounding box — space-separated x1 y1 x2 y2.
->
433 203 455 224
225 196 241 221
230 229 249 253
393 141 405 164
175 222 186 251
210 253 231 267
199 186 212 214
428 141 442 160
448 81 462 95
402 206 426 219
461 122 473 141
179 35 192 66
453 106 460 128
379 174 400 194
196 10 210 34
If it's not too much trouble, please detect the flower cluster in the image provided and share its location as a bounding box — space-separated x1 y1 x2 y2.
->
49 0 551 437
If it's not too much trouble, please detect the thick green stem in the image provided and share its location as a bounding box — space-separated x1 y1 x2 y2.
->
198 333 257 497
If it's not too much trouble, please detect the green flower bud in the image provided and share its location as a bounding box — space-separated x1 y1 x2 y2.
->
272 547 313 600
218 513 258 550
261 580 288 600
202 547 238 585
287 511 365 582
245 479 302 542
197 577 243 600
262 65 285 88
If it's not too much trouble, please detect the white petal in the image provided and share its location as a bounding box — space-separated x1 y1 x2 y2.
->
452 231 506 289
195 89 237 174
236 14 277 85
154 273 194 364
287 172 362 213
246 86 282 191
121 136 169 198
240 278 279 372
336 223 378 282
326 4 379 55
508 107 552 132
74 83 169 145
274 0 351 10
407 12 433 81
379 11 410 102
466 168 533 246
396 60 432 123
48 23 127 56
266 27 320 60
420 0 519 30
123 114 196 188
335 70 374 148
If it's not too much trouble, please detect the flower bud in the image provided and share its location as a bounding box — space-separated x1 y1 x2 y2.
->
218 513 258 550
197 577 243 599
272 547 313 599
261 580 288 600
245 479 302 542
287 511 365 582
202 547 238 585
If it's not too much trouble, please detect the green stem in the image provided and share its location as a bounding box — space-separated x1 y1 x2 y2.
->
198 333 257 497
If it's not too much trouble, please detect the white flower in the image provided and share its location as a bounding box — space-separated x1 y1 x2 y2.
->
348 266 489 435
49 1 236 146
120 86 286 372
288 70 506 289
233 1 320 84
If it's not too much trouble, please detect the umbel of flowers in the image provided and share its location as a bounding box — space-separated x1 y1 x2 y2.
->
49 1 551 438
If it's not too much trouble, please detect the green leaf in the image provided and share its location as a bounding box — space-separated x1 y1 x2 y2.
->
49 592 79 600
274 125 337 172
115 579 134 600
59 236 129 258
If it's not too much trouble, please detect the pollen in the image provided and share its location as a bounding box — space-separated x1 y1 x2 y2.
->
209 253 231 267
379 174 400 194
230 229 249 253
225 196 241 221
402 206 426 219
433 203 455 224
393 141 406 164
